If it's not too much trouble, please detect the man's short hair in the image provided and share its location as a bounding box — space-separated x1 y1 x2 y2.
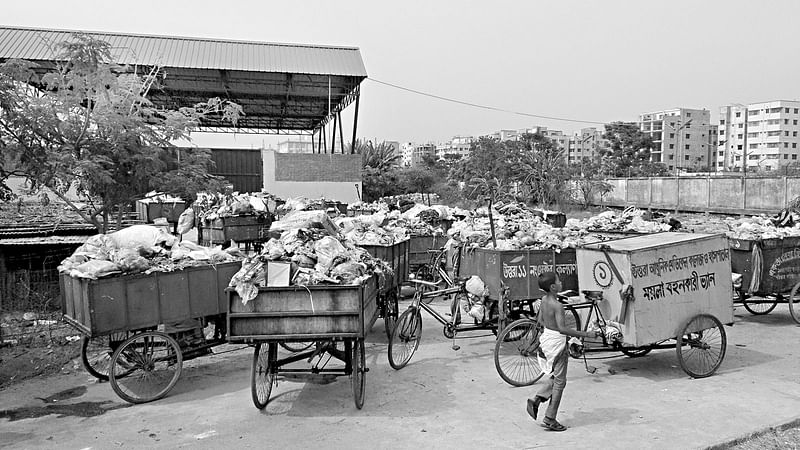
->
538 271 557 291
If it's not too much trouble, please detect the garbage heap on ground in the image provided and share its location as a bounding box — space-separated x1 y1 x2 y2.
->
449 205 674 251
683 212 800 240
58 225 244 280
228 210 394 304
194 192 280 221
341 201 468 240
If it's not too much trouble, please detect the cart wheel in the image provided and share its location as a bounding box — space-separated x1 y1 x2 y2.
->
789 281 800 325
383 290 399 340
494 318 544 387
352 340 366 409
676 314 726 378
252 343 276 410
81 333 131 381
742 297 778 315
620 345 654 358
109 331 183 404
280 342 314 353
388 308 422 370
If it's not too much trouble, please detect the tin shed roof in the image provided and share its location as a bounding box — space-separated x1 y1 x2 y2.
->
0 26 367 132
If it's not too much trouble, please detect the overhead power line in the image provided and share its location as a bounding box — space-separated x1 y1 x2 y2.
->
366 77 608 126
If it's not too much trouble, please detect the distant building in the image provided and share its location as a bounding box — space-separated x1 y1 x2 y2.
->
410 143 436 167
400 142 414 167
718 100 800 172
277 135 314 154
435 135 474 160
640 108 714 173
568 127 609 165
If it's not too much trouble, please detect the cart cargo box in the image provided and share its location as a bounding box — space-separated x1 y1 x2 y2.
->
359 239 410 293
576 232 733 347
200 214 273 245
227 275 379 342
60 261 241 336
729 236 800 294
136 199 186 223
457 247 578 301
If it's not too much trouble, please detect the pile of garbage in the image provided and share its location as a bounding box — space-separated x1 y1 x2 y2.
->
229 210 393 303
58 225 243 280
274 197 343 218
685 212 800 240
194 192 280 221
336 214 409 245
449 205 674 251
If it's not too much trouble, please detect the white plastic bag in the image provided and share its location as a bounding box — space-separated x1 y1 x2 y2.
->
176 208 195 235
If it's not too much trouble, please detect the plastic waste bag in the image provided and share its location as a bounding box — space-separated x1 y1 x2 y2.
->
176 208 195 235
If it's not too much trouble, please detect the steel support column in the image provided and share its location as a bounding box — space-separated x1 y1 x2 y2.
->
350 89 360 154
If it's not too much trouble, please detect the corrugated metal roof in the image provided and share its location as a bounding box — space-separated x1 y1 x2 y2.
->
0 235 89 246
0 26 367 77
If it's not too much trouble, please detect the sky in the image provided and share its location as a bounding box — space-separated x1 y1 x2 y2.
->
3 0 800 148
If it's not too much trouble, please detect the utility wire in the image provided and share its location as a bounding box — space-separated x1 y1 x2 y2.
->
367 77 608 126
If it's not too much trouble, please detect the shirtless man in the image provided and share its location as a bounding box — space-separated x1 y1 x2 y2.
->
527 271 601 431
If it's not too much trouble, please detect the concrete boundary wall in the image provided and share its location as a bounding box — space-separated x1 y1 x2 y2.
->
593 176 800 214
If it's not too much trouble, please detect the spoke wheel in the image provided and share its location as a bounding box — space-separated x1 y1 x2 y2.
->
388 308 422 370
252 343 276 409
494 318 544 387
742 297 778 315
280 342 314 352
110 331 183 404
352 340 366 409
383 291 399 340
676 314 726 378
81 333 131 381
789 281 800 325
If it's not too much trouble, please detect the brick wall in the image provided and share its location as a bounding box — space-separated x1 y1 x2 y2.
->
275 153 361 182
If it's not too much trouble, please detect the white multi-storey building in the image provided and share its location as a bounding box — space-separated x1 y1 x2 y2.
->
718 100 800 172
567 127 609 164
435 136 474 160
277 135 314 153
640 108 715 173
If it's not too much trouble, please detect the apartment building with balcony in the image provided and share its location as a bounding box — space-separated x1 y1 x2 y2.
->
277 135 314 153
567 127 609 164
435 135 474 160
640 108 714 173
718 100 800 172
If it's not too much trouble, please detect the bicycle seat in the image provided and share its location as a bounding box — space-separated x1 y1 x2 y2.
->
581 290 604 300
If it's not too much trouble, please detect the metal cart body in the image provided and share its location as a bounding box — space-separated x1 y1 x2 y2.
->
358 238 410 338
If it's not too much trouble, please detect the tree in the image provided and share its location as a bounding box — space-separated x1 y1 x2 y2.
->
600 122 667 177
0 34 241 232
511 133 570 207
452 137 516 201
568 157 613 207
397 166 436 196
351 139 402 201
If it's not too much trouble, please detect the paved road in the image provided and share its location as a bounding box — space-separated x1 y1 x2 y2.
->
1 301 798 449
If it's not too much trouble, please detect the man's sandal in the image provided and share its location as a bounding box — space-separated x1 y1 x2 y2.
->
542 419 567 432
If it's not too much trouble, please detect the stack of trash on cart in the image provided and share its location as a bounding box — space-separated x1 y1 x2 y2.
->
228 210 394 303
685 212 800 239
58 225 244 280
194 191 280 221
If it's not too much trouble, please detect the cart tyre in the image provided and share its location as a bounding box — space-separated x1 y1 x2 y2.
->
252 343 276 410
280 342 314 353
352 340 366 409
383 290 400 340
676 314 726 378
620 345 654 358
388 308 422 370
81 333 132 381
789 281 800 325
742 297 778 315
109 331 183 404
494 318 544 387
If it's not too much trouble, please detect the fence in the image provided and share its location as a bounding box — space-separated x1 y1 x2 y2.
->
591 175 800 214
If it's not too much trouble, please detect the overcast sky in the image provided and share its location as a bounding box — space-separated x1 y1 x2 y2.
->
4 0 800 148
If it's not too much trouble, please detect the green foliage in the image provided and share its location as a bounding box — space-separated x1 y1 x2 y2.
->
600 122 667 177
512 133 570 207
351 139 403 201
0 33 241 232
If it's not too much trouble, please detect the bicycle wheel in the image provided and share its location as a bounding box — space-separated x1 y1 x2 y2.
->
742 297 778 315
280 342 314 352
494 318 544 387
676 314 727 378
109 331 183 404
252 343 276 410
790 280 800 325
388 308 422 370
81 333 131 381
352 339 366 409
383 290 399 340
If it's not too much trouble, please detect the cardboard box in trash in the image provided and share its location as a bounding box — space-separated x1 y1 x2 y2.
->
576 232 733 347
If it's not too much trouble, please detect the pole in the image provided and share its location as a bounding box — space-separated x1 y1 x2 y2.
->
350 91 360 155
743 107 748 177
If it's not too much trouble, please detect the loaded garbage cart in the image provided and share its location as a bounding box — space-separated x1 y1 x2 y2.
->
358 238 410 338
198 214 274 251
729 236 800 323
60 261 242 403
227 275 379 410
494 232 734 387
